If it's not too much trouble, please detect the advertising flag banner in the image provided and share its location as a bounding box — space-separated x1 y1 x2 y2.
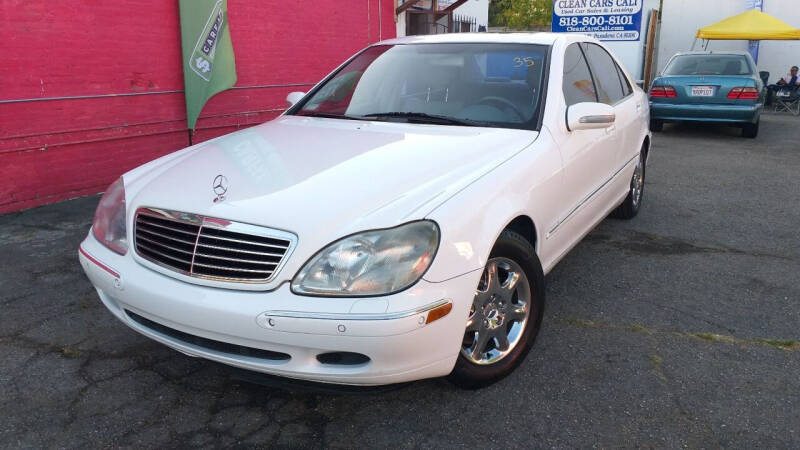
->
179 0 237 131
746 0 764 63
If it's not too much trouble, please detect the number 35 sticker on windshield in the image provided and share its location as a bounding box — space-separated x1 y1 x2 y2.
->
514 57 536 68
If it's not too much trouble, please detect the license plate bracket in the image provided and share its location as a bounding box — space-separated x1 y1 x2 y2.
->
691 86 714 97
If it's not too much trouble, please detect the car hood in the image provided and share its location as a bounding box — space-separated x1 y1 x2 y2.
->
127 115 537 265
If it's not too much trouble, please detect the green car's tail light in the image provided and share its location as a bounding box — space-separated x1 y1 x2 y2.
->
727 87 759 100
649 86 677 98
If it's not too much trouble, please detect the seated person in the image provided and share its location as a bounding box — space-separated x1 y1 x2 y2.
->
766 65 800 105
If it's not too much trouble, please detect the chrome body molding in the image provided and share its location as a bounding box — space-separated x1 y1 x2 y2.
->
547 153 639 237
264 299 452 321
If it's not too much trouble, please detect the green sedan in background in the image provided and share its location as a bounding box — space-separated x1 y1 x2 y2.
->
649 51 763 138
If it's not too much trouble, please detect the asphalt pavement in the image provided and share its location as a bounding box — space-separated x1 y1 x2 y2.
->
1 113 799 448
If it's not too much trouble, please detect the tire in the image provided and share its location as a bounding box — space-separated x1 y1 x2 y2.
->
612 148 646 220
650 119 664 132
742 120 759 138
448 230 545 389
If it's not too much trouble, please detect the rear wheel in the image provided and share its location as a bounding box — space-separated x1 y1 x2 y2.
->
612 148 646 220
742 120 759 138
448 230 544 389
650 119 664 132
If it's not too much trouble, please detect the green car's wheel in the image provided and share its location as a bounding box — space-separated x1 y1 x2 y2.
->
650 119 664 132
742 120 759 138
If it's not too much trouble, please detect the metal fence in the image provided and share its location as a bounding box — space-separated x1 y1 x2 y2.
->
406 12 480 35
451 14 478 33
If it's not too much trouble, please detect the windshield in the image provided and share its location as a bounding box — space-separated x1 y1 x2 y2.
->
291 43 549 130
664 54 753 76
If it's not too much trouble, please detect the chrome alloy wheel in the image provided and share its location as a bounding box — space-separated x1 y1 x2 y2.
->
461 257 531 366
631 154 644 208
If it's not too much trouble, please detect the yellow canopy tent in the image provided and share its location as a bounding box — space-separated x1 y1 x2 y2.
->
696 9 800 40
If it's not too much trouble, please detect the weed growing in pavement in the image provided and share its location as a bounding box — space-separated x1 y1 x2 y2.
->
555 316 799 353
649 355 668 383
60 346 82 358
756 338 800 351
691 333 737 344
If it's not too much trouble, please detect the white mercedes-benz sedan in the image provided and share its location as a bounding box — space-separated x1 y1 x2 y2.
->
79 33 651 388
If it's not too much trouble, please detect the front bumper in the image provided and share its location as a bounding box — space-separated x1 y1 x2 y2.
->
78 234 478 385
650 102 761 123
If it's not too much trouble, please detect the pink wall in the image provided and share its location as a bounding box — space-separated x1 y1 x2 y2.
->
0 0 396 213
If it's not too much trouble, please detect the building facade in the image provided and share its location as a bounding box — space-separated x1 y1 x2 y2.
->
1 1 395 213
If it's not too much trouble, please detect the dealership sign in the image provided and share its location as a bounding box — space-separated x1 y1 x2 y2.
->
551 0 643 41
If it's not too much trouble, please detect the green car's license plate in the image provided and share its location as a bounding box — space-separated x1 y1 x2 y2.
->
691 86 714 96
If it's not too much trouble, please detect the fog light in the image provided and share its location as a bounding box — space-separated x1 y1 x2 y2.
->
317 352 370 366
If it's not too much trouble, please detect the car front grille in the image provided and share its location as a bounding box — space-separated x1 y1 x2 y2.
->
133 208 296 283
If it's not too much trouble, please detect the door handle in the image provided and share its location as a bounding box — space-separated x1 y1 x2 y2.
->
605 125 616 134
636 103 642 111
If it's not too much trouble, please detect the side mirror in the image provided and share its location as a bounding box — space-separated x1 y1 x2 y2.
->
286 91 306 107
567 102 615 131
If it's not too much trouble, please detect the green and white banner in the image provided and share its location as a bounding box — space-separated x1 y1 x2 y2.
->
179 0 237 131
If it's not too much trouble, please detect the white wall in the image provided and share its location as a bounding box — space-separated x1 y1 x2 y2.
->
602 0 662 82
396 11 405 37
446 0 489 28
754 39 800 82
657 0 800 83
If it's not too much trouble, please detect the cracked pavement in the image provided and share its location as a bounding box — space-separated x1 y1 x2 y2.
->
1 113 799 448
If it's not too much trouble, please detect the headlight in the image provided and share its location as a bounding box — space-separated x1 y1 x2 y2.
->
291 221 439 297
92 177 128 255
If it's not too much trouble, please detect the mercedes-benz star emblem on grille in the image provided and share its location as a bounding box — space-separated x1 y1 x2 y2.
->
212 175 228 202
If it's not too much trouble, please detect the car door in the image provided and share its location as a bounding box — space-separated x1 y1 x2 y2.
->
546 42 613 247
613 58 643 164
580 43 632 181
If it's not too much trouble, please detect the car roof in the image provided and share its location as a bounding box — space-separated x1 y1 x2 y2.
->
672 51 751 57
376 32 570 46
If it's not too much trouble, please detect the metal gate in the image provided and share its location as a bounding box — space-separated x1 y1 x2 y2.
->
406 11 478 35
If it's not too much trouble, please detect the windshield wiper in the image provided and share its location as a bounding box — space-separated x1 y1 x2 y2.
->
297 112 365 121
361 112 487 127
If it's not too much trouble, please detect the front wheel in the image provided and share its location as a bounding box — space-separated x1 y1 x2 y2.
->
448 230 544 389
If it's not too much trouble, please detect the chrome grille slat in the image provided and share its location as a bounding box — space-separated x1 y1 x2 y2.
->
136 242 193 266
133 208 295 284
136 226 198 247
195 242 285 257
192 261 274 274
194 252 280 266
136 234 195 255
197 233 290 250
135 217 200 236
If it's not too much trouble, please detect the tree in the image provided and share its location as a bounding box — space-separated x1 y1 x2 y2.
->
494 0 553 29
489 0 511 27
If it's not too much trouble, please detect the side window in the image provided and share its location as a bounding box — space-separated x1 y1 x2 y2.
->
582 43 625 105
562 43 597 106
617 64 633 97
